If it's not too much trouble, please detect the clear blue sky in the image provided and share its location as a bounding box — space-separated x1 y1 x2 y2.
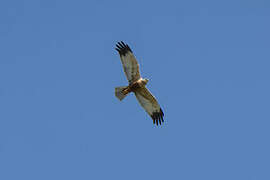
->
1 0 270 179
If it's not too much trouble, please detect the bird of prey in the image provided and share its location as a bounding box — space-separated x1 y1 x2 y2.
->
115 41 164 126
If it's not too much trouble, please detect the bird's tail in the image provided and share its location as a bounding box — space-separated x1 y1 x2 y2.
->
115 86 128 101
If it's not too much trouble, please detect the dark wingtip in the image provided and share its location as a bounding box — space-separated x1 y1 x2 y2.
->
115 41 133 56
151 108 164 126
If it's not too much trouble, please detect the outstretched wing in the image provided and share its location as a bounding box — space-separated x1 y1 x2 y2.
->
134 86 164 126
115 41 141 84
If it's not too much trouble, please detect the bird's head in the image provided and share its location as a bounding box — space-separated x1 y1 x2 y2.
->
142 78 149 85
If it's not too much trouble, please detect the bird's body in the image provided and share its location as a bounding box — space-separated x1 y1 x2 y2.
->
115 41 164 126
122 78 148 95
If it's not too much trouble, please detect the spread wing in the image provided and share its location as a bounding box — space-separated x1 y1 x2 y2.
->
115 41 141 84
134 86 164 126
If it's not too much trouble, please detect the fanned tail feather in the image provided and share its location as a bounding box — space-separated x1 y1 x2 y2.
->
115 86 128 101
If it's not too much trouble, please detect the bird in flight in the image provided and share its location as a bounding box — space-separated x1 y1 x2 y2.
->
115 41 164 126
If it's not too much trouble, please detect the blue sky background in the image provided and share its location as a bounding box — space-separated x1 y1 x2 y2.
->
1 0 270 179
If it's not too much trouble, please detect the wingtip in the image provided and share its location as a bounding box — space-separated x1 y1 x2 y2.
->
115 41 133 56
151 109 164 126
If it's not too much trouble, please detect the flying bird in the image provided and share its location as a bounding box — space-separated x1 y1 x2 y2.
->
115 41 164 126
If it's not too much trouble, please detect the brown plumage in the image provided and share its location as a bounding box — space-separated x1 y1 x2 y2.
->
115 41 164 126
